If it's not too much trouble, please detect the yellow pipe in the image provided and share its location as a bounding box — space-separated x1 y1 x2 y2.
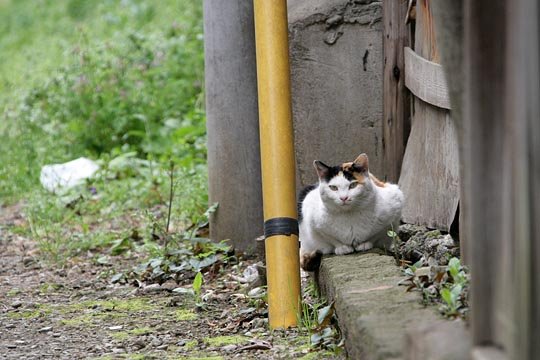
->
253 0 300 328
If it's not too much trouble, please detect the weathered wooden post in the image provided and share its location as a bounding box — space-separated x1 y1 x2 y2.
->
203 1 263 252
430 0 467 262
382 0 410 183
398 0 460 232
460 0 540 358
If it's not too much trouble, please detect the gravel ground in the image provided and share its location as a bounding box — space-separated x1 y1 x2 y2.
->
0 204 342 360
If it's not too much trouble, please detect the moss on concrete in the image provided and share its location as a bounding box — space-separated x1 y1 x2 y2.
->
318 253 442 359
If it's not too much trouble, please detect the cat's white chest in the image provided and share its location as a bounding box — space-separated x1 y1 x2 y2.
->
314 208 374 244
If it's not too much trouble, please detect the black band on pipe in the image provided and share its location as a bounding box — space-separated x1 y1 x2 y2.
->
264 217 299 238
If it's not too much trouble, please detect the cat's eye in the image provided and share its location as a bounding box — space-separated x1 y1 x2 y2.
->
329 185 338 191
349 182 358 189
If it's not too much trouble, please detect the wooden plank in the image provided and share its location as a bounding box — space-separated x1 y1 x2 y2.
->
398 100 459 230
429 0 467 262
404 47 451 109
505 0 540 358
398 0 459 231
463 0 507 348
530 31 540 356
382 0 410 183
417 0 439 61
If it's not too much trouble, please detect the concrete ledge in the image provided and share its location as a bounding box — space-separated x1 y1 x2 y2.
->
317 253 470 359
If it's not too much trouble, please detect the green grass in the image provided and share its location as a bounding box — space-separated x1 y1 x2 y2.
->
0 0 200 95
0 0 205 203
0 0 208 264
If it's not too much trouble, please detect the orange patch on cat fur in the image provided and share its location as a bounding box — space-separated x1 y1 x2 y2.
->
353 172 366 183
369 173 386 188
341 162 353 171
340 161 387 186
341 162 366 183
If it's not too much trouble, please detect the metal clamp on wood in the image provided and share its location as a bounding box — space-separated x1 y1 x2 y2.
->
264 217 299 238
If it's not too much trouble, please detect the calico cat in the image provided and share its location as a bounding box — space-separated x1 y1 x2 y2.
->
299 153 404 271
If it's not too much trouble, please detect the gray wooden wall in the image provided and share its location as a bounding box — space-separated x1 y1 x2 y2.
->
432 0 540 358
462 0 540 358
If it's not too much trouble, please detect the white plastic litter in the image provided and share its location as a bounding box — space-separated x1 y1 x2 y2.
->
40 157 100 193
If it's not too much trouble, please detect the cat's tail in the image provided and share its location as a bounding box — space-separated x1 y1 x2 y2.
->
300 250 323 272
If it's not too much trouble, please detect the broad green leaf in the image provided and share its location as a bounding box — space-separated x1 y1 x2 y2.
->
193 271 203 294
451 284 463 301
110 237 132 255
189 254 218 271
441 288 453 305
111 273 124 283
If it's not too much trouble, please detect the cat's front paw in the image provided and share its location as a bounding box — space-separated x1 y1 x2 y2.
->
354 241 373 252
334 245 354 255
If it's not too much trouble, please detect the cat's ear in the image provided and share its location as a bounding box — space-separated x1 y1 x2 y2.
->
313 160 330 179
353 153 369 172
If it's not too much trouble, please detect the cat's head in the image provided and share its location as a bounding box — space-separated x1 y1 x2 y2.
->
314 153 372 209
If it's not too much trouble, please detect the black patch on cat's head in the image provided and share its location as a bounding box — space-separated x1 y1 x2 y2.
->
313 160 359 182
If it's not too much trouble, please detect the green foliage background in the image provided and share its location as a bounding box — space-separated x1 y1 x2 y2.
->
0 0 206 202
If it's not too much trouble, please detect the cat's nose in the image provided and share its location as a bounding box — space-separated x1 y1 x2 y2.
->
340 196 349 202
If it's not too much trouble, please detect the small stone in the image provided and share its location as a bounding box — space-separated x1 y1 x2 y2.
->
160 280 178 291
5 324 15 329
150 337 162 347
52 333 61 338
176 339 188 346
326 14 343 28
415 267 431 277
108 325 123 331
141 284 162 294
6 344 17 349
67 265 81 278
324 29 344 45
14 340 26 345
11 301 23 309
132 340 146 350
38 326 53 333
23 257 35 266
157 344 168 350
222 344 238 352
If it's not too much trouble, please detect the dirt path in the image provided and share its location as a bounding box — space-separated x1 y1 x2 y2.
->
0 205 342 359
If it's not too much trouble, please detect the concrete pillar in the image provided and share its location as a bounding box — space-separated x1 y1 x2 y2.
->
204 0 263 253
288 0 384 189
